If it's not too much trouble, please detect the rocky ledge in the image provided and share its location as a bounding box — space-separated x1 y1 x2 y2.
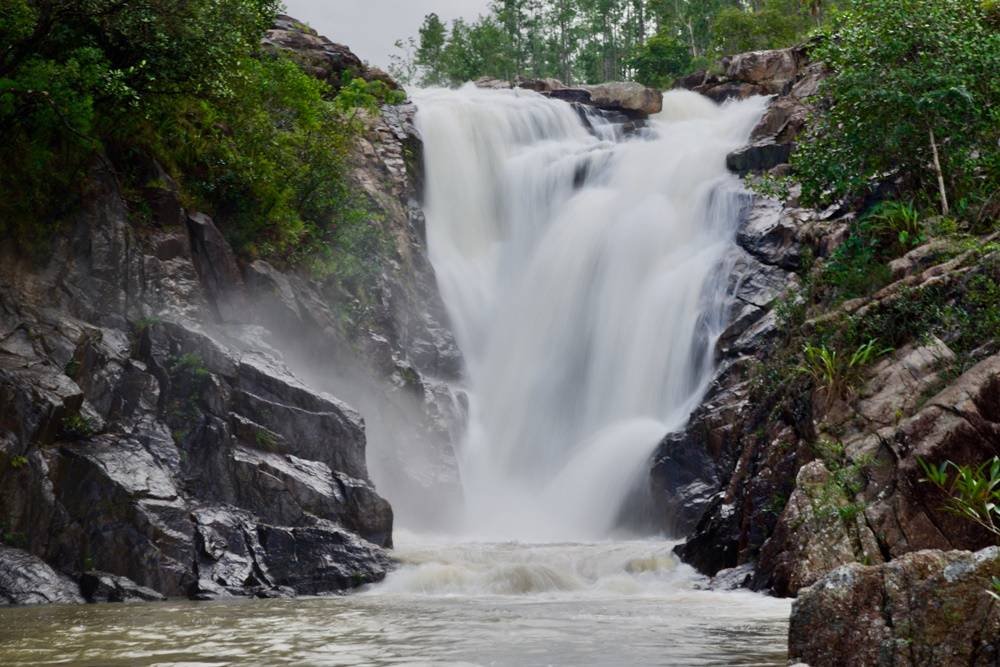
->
476 76 663 120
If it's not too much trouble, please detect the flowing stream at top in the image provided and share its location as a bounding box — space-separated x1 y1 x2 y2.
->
415 87 768 540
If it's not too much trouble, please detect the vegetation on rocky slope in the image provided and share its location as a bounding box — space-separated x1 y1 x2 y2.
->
792 0 1000 214
0 0 400 280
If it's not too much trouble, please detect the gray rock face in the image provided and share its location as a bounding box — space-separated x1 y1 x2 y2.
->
0 82 420 605
186 212 249 323
0 546 84 605
726 140 793 177
0 14 478 604
789 548 1000 666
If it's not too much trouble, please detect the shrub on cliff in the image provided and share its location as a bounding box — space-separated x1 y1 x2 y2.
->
0 0 396 279
0 0 278 246
792 0 1000 216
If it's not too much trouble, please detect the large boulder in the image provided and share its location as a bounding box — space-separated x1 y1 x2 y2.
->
578 82 663 116
789 548 1000 666
0 546 84 605
723 49 799 94
753 460 884 596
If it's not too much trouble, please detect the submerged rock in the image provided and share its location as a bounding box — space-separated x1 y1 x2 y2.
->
80 571 166 603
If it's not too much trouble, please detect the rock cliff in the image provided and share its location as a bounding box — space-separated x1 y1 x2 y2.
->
0 17 459 604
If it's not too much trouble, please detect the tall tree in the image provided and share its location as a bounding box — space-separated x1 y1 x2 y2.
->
416 13 448 85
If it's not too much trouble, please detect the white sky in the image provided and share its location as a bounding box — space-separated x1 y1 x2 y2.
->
281 1 493 69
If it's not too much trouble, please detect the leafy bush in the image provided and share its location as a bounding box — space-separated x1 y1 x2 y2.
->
0 0 279 247
793 0 1000 213
0 1 396 278
867 201 924 253
815 201 928 304
799 339 889 404
630 30 691 89
919 456 1000 540
61 413 96 440
816 227 892 303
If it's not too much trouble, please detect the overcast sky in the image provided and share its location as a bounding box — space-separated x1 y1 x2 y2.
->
282 1 493 69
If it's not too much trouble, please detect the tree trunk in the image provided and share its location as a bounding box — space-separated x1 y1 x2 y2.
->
929 127 950 216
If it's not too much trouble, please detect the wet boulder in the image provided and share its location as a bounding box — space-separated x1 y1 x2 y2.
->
578 82 663 116
185 212 249 323
0 546 84 605
726 140 793 176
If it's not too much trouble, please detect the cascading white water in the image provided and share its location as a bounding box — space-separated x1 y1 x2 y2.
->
414 86 768 540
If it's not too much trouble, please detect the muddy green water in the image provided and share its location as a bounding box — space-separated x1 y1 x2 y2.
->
0 539 790 666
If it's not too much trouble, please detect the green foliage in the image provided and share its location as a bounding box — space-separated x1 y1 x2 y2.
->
148 57 375 265
630 29 690 89
710 0 813 55
0 0 280 246
799 338 889 404
0 524 28 549
254 429 279 451
792 0 1000 211
8 455 28 470
919 456 1000 540
0 0 391 278
61 413 96 440
399 0 831 86
809 439 873 522
170 353 209 381
867 201 924 253
814 202 927 304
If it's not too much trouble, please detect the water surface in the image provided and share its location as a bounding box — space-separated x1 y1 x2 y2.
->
0 538 789 666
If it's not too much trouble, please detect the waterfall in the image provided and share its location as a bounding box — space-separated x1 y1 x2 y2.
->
414 86 768 541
